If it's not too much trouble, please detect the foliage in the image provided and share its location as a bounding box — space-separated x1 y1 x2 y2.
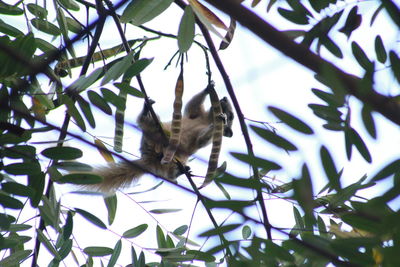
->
0 0 399 266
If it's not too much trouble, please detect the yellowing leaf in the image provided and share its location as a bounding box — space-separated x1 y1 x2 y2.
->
188 0 227 30
32 97 46 121
372 248 383 265
95 138 114 163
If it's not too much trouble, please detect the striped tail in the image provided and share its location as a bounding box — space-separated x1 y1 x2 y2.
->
161 68 184 164
200 85 224 189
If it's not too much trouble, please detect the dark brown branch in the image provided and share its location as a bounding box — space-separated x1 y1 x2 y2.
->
174 0 273 239
204 0 400 126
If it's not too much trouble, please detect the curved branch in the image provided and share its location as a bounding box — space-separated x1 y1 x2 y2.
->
204 0 400 126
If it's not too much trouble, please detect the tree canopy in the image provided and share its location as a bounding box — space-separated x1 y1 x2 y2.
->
0 0 399 266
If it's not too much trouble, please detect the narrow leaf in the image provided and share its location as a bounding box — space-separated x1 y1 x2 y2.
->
268 106 313 134
104 194 117 225
123 224 148 238
87 90 112 115
320 146 341 191
120 0 174 25
107 240 122 267
41 146 82 160
75 208 107 229
374 35 387 63
58 173 103 185
370 159 400 181
84 247 113 257
250 125 297 151
149 209 182 214
178 6 195 53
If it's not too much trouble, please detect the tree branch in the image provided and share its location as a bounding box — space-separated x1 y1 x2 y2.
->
174 0 273 239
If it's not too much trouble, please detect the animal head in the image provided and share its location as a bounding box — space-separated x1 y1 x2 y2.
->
220 97 234 137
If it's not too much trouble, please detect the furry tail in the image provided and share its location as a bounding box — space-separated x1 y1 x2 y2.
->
90 160 145 192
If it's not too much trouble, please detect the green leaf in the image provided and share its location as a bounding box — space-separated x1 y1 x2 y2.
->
58 0 80 11
75 208 107 229
351 41 373 72
361 105 376 139
0 250 32 266
250 125 297 151
0 19 23 37
128 181 164 194
8 224 32 232
1 182 34 197
374 35 387 63
58 173 103 185
308 103 343 122
101 88 125 110
0 194 24 209
3 145 36 159
341 213 381 234
178 6 195 53
231 152 281 171
123 58 153 80
28 172 45 207
58 238 73 260
0 2 23 15
66 17 82 33
370 159 400 181
338 6 361 39
200 224 241 237
173 225 188 236
4 162 41 175
242 225 251 239
104 194 117 225
186 250 216 262
120 0 174 25
292 164 315 224
114 82 144 98
277 8 309 25
37 229 61 259
107 240 122 267
41 146 83 160
320 36 343 58
348 128 372 163
123 224 148 238
320 146 341 191
68 67 103 93
54 161 93 172
311 88 344 107
101 52 134 85
63 211 73 240
389 51 400 84
61 95 86 131
265 240 295 262
156 225 166 248
35 38 58 53
31 18 61 36
87 90 112 115
83 246 114 257
370 4 384 26
76 95 96 128
268 106 313 134
149 209 182 214
215 180 231 200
